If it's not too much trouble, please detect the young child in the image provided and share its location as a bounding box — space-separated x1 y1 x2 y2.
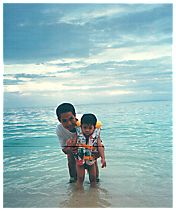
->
67 113 106 188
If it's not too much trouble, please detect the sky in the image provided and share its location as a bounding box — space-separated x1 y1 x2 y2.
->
3 3 173 108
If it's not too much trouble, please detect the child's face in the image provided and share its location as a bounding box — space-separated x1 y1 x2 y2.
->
60 112 77 132
81 124 95 137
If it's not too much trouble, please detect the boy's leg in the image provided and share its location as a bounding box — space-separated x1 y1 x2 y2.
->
76 163 85 189
88 163 96 187
67 153 77 182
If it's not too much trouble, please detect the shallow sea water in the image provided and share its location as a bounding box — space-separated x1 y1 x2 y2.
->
3 101 172 207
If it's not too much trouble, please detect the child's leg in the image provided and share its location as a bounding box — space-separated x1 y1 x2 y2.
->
88 163 96 187
95 160 99 181
76 163 85 189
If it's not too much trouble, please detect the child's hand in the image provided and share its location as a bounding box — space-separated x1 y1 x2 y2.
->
92 151 100 159
101 158 106 168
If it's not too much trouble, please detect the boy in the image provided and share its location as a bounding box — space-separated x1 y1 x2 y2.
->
67 113 106 188
56 103 77 183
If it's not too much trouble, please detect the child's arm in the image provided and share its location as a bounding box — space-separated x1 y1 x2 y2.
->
97 137 106 168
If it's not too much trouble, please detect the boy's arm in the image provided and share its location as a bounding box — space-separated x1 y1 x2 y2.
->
62 139 72 154
97 137 106 168
64 135 77 154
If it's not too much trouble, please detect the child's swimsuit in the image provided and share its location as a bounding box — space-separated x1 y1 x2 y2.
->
74 127 100 166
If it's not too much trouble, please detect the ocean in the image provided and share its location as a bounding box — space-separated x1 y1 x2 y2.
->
3 101 172 208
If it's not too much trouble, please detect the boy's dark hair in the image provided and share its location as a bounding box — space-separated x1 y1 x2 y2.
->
56 103 76 120
81 113 97 127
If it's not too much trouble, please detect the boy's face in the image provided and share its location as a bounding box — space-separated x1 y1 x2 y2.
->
59 112 77 132
81 124 95 137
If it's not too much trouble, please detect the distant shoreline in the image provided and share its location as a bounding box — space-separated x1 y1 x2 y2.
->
3 99 172 109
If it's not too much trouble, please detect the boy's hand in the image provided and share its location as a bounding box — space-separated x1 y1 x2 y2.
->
101 158 106 168
66 139 72 147
67 137 76 146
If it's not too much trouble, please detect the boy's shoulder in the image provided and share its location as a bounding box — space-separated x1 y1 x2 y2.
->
56 123 68 134
56 123 62 130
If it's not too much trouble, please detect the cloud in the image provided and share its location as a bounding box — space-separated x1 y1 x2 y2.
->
56 4 161 26
4 37 171 77
4 74 125 93
4 48 171 102
3 4 172 107
85 44 171 67
4 4 172 63
4 62 71 75
58 7 125 26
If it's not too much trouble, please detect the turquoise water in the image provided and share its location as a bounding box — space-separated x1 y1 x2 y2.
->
3 101 172 207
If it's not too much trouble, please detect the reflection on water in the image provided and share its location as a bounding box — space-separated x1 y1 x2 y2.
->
60 183 111 208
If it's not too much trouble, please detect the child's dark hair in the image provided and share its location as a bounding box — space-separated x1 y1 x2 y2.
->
56 103 76 120
81 113 97 127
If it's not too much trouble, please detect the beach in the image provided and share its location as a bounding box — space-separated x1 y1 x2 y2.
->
3 101 172 207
